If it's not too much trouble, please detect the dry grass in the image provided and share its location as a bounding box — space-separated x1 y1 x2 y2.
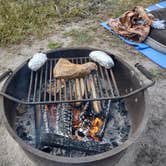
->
64 29 93 44
0 0 58 46
0 0 158 47
102 0 158 17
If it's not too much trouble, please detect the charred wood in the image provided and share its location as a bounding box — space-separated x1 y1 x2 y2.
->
40 133 110 153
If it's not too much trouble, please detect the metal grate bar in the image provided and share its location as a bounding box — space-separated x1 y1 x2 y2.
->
53 78 56 101
104 68 114 97
110 69 119 96
54 59 57 101
59 79 62 102
84 57 91 99
33 72 38 102
88 58 103 98
49 60 53 101
95 72 104 98
44 62 48 102
75 58 82 101
28 71 34 102
80 58 88 99
27 56 120 104
99 65 109 97
64 79 67 101
68 79 72 100
38 68 43 102
71 58 77 101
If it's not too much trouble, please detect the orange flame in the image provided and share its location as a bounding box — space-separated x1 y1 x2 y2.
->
45 105 49 112
89 117 103 139
72 108 81 128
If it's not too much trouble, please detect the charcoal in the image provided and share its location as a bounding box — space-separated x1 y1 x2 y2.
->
16 125 27 138
40 133 110 153
111 141 119 148
26 121 31 126
40 146 53 153
15 105 36 146
16 104 27 115
16 125 33 141
103 101 131 146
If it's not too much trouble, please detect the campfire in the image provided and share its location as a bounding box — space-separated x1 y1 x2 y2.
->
15 54 132 157
43 103 104 142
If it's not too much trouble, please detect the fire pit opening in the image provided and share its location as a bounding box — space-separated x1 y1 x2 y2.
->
15 55 131 157
15 100 131 157
2 48 149 165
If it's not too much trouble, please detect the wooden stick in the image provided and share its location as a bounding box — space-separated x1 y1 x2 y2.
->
75 78 85 106
75 79 81 106
89 76 101 113
80 78 85 97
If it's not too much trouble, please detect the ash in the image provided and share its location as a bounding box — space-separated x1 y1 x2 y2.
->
15 100 131 157
103 101 131 148
15 105 36 147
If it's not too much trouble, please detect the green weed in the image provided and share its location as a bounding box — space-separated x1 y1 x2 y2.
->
47 42 63 49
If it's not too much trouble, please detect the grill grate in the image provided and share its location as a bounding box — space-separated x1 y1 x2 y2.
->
27 57 119 104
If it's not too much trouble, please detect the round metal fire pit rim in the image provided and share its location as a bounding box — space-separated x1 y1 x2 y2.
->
0 47 153 105
0 47 150 164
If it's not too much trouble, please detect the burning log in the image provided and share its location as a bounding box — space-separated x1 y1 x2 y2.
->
89 117 103 140
40 133 110 153
81 101 90 113
53 104 72 137
97 100 112 139
40 104 72 137
72 108 81 128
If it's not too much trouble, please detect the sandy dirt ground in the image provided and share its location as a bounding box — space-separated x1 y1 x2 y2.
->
0 20 166 166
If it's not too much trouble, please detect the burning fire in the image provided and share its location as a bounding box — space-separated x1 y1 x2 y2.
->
71 107 104 140
89 117 103 140
45 105 49 111
72 108 81 128
44 104 104 141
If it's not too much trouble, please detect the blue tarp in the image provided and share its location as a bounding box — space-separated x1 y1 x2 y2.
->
101 1 166 69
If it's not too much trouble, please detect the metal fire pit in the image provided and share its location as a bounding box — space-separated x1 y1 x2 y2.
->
0 48 153 166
